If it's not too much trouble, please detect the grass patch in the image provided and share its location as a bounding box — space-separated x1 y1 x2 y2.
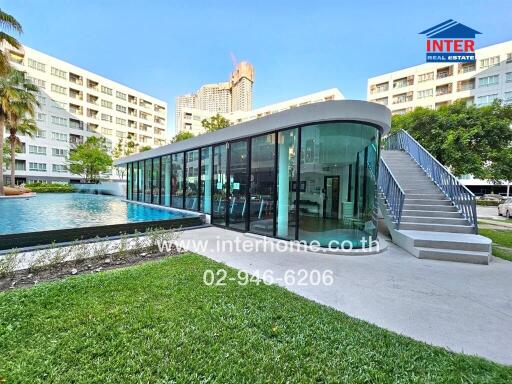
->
479 228 512 248
0 253 510 383
478 228 512 262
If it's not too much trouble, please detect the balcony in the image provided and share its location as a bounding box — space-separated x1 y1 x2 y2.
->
87 123 99 133
459 63 476 74
69 103 83 115
69 88 83 101
128 95 137 104
154 127 165 136
392 76 413 89
128 120 137 129
69 118 84 130
436 84 453 96
392 92 413 104
69 134 83 146
370 82 389 94
139 123 151 132
128 107 137 117
87 94 98 105
436 66 453 79
87 79 99 91
139 111 151 120
154 104 165 113
87 108 99 119
154 116 165 125
69 73 83 85
139 99 152 109
457 79 475 92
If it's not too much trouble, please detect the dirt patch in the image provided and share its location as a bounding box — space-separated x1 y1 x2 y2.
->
0 247 182 292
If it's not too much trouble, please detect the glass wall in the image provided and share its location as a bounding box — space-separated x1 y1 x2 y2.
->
152 157 160 205
144 159 152 203
276 128 298 239
250 134 275 236
171 153 184 209
137 161 143 201
185 150 199 211
132 162 139 201
125 121 380 248
212 144 227 226
229 140 248 231
298 123 379 247
127 163 132 200
161 155 171 206
200 147 212 214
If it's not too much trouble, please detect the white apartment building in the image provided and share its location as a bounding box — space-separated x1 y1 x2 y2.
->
3 43 168 184
175 61 254 132
177 88 344 136
367 40 512 115
368 39 512 191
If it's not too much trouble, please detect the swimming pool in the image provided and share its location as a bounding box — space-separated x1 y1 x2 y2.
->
0 193 203 250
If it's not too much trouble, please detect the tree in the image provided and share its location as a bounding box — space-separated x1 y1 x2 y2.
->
0 9 22 75
2 140 9 168
8 118 37 185
201 113 230 132
112 138 139 179
5 72 38 186
139 145 152 152
391 100 512 178
487 147 512 197
171 131 194 143
0 69 37 195
68 136 113 183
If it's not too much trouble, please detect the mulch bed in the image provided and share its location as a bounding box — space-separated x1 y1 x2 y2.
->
0 246 181 292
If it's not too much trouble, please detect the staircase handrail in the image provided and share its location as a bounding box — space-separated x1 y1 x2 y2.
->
383 129 477 232
378 158 406 228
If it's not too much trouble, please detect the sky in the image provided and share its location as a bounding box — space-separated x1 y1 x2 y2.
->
5 0 512 134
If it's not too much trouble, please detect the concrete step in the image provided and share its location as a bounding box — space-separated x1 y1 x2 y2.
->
404 231 490 252
402 209 463 218
401 216 468 225
405 193 446 199
403 204 457 212
399 222 474 233
404 199 452 205
416 247 490 264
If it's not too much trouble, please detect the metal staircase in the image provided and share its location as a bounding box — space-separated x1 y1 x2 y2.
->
378 130 491 264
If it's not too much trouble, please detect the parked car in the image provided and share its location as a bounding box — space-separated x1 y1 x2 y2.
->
481 194 506 202
498 198 512 219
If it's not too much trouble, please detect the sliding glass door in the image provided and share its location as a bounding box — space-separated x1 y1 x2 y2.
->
228 140 248 231
212 144 227 226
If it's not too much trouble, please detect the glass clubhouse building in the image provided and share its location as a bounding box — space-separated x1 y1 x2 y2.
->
115 101 391 248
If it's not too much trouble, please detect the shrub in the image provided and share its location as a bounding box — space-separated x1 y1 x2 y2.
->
29 183 75 193
476 200 500 206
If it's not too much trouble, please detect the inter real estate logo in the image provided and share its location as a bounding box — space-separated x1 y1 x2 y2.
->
419 19 481 63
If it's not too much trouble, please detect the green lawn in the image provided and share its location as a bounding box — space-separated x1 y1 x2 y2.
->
479 228 512 262
0 254 510 383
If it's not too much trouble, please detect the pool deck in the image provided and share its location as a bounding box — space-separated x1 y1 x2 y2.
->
178 226 512 365
0 193 36 199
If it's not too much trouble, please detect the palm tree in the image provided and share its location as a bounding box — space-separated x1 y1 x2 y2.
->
0 69 37 194
0 9 23 75
0 9 22 75
8 118 37 186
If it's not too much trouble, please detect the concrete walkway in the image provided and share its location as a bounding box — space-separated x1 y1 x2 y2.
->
179 226 512 365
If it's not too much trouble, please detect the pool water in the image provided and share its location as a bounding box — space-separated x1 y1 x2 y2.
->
0 193 192 235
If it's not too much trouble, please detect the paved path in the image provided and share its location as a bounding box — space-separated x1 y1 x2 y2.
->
179 227 512 365
477 205 504 220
